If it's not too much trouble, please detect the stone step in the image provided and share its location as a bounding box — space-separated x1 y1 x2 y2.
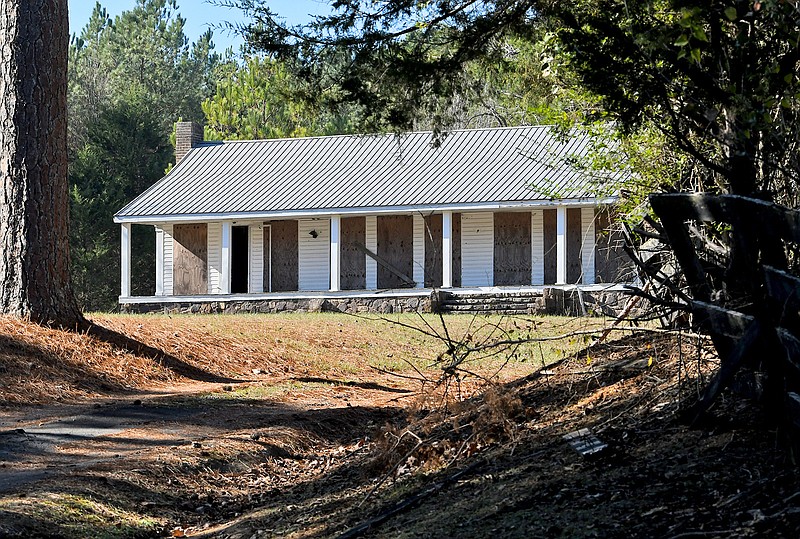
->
441 302 540 311
439 307 537 316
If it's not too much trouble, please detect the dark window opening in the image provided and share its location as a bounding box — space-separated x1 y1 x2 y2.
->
231 225 249 293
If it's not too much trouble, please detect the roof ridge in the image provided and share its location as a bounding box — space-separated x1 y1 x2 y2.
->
204 124 555 146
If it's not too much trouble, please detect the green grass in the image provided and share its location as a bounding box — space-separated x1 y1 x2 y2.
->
0 493 160 539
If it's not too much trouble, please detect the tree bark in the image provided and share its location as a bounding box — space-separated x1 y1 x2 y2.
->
0 0 83 327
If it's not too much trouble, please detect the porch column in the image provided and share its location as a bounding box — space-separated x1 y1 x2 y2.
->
330 215 341 292
556 206 567 285
442 211 453 288
155 226 164 296
412 213 425 288
221 221 232 294
120 223 131 297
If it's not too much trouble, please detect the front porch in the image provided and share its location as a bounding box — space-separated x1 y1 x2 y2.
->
119 206 632 310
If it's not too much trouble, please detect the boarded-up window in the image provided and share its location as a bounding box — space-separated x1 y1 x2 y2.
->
543 209 557 284
424 214 443 288
269 220 298 292
377 215 414 289
173 224 208 295
494 212 532 286
452 213 462 287
595 209 634 283
341 217 366 290
567 208 583 284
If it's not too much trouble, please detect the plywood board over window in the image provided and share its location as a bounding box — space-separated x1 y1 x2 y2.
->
424 214 443 288
377 215 414 289
173 223 208 295
494 212 532 286
268 220 298 292
595 209 634 283
543 209 557 285
567 208 583 284
341 217 366 290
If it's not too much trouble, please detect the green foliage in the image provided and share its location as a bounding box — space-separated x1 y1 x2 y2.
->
70 101 173 310
68 0 221 310
235 0 800 203
202 56 358 140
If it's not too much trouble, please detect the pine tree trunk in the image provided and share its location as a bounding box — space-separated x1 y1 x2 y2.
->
0 0 83 327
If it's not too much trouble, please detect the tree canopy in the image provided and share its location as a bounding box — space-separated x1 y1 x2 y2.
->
233 0 800 203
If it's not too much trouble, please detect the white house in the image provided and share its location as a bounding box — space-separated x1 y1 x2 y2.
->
114 123 629 313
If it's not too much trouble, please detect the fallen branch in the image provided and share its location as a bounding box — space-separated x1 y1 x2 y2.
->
337 460 484 539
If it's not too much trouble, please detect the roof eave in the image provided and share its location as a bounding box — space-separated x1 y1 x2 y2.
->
112 196 619 225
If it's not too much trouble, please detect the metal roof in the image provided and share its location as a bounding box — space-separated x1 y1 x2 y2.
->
115 125 623 223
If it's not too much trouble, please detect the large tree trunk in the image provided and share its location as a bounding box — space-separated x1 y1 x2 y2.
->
0 0 83 327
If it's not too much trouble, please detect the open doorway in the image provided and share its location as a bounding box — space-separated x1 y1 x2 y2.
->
231 225 249 293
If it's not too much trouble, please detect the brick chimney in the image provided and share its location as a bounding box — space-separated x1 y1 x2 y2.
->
175 121 204 165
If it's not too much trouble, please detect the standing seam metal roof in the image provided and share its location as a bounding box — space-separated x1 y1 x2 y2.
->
115 125 623 221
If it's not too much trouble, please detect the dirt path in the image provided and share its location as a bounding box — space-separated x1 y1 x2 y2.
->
0 378 411 497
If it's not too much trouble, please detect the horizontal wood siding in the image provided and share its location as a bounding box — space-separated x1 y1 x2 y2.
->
250 224 264 293
270 220 299 292
494 212 532 286
341 217 366 290
413 214 425 288
173 223 208 295
425 214 443 288
461 212 494 287
298 219 330 291
452 213 462 287
581 208 596 285
162 224 174 296
207 222 221 294
366 216 377 289
531 211 544 285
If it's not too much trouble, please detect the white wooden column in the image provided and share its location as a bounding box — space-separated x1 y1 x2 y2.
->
163 224 174 295
366 216 377 289
581 207 596 285
412 214 425 288
556 206 567 285
120 223 131 297
442 211 453 289
155 226 165 296
330 215 341 292
531 210 544 285
221 221 232 294
250 224 264 293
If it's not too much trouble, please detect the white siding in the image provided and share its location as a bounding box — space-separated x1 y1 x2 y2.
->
163 224 174 296
531 211 544 285
250 224 264 293
366 215 377 289
581 207 596 285
412 213 425 288
461 212 494 287
207 222 222 294
298 219 330 291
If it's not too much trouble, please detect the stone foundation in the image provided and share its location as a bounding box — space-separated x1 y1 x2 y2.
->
122 295 431 315
121 287 641 317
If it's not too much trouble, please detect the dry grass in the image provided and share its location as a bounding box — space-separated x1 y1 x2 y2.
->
0 312 609 405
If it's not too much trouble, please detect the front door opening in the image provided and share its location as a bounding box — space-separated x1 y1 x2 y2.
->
231 225 249 293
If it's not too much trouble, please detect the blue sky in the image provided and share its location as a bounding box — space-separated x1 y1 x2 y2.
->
68 0 331 52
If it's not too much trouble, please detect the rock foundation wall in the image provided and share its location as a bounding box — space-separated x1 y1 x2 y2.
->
122 288 641 317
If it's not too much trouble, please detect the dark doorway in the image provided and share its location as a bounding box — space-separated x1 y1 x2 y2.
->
231 225 249 293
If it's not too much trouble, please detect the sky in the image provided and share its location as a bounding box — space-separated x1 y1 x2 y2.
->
68 0 331 52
